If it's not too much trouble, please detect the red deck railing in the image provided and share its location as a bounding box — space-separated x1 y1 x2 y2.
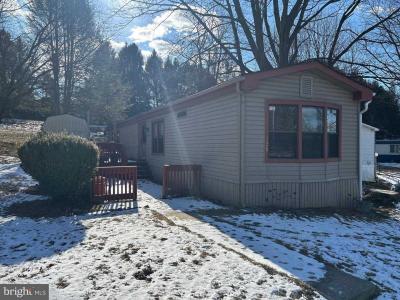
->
162 164 201 198
91 166 137 203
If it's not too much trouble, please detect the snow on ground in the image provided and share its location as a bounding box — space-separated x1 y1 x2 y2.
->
138 181 400 300
0 161 37 199
377 169 400 189
0 164 316 300
2 162 398 299
201 213 400 300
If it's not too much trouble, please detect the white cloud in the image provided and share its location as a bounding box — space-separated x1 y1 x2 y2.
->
129 22 169 43
110 40 125 52
141 50 152 58
129 10 192 44
148 39 179 59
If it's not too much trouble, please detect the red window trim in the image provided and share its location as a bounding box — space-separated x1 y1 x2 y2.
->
265 99 342 163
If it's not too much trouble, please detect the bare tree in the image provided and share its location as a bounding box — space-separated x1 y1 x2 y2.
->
28 0 99 114
166 9 240 81
357 4 400 85
0 25 50 119
122 0 399 76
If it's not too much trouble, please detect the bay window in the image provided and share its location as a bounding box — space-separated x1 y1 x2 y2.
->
266 102 340 161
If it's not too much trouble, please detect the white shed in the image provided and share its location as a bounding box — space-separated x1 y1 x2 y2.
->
361 123 379 182
42 114 90 138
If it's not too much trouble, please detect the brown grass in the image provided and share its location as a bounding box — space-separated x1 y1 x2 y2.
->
0 129 34 157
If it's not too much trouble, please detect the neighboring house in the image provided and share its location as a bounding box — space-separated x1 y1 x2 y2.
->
376 139 400 163
361 123 379 182
118 61 373 208
42 114 90 138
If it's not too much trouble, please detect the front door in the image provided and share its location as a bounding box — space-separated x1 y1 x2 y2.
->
138 123 147 159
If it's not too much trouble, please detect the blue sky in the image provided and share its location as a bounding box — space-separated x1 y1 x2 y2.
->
95 0 191 58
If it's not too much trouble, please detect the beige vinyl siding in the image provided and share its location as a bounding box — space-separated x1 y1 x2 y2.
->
143 92 241 205
119 123 138 159
242 70 360 208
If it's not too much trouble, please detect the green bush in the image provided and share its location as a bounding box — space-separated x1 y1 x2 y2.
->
18 133 99 205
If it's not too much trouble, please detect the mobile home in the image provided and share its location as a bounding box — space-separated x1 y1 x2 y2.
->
118 62 373 208
376 139 400 163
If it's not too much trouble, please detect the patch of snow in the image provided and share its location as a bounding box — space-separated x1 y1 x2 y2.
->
0 166 315 299
377 174 399 186
0 163 37 190
138 180 399 299
139 180 225 212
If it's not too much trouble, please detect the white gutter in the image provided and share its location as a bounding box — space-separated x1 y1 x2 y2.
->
359 99 373 200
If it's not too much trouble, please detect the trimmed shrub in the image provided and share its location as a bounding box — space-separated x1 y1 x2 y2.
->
18 133 99 205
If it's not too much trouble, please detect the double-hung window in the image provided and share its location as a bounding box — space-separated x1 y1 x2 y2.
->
266 101 340 161
268 105 298 158
327 108 339 158
152 120 164 154
302 106 324 159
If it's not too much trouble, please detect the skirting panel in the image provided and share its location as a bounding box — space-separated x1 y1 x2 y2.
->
201 177 240 207
244 178 359 208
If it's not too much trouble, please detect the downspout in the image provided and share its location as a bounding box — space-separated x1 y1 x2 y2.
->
237 82 245 207
359 99 372 200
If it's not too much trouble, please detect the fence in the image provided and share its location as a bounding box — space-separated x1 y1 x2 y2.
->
91 166 137 203
162 165 201 198
97 142 127 166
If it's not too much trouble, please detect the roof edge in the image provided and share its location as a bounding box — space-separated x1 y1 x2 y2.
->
242 61 373 101
118 77 242 127
362 123 379 131
118 61 374 128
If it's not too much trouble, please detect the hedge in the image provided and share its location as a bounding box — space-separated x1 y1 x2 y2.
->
18 133 99 205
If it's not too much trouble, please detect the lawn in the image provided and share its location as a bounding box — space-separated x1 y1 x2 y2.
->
0 119 42 157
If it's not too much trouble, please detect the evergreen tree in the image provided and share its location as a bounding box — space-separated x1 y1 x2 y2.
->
145 50 166 107
176 63 217 97
163 57 183 101
118 43 150 116
77 41 129 125
364 82 400 139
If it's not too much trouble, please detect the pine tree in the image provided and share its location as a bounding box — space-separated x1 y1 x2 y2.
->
145 50 166 107
77 41 129 125
163 57 182 101
118 43 150 116
364 82 400 139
